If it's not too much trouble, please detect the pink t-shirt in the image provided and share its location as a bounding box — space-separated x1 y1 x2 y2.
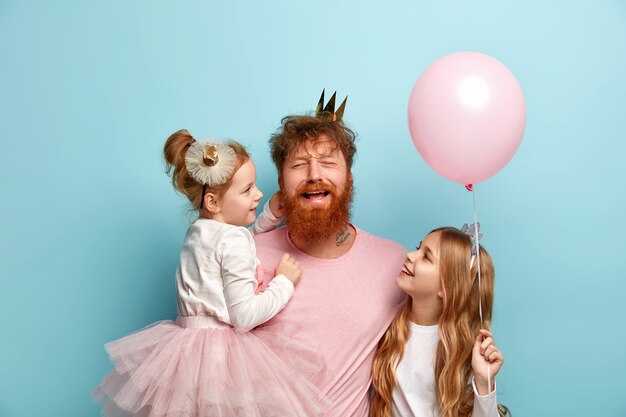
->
254 225 406 417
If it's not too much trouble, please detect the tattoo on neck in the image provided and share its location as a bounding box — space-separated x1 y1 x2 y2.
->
336 227 350 247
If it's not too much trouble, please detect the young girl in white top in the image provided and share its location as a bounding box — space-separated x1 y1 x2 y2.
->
93 129 329 417
371 227 510 417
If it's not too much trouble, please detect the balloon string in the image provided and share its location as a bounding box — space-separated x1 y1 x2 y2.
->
471 187 482 325
469 184 491 393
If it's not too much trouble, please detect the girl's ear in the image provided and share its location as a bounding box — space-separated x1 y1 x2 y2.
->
203 193 220 214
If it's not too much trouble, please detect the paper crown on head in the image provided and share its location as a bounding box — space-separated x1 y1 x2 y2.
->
315 89 347 122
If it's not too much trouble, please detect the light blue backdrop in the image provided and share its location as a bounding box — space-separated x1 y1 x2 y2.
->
1 1 625 416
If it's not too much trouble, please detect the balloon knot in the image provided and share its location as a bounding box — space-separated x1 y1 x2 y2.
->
465 184 473 192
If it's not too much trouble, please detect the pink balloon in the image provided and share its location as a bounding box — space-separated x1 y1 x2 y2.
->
408 52 526 185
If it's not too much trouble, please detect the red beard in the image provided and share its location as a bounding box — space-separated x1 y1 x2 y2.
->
281 179 354 243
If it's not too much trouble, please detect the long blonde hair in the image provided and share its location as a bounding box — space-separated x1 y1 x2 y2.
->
371 227 509 417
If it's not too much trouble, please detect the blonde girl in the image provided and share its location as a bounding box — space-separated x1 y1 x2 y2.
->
371 227 509 417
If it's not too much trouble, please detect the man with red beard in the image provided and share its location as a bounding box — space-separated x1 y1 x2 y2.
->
254 107 406 417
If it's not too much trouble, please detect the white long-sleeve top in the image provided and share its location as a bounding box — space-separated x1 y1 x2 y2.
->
175 202 293 331
392 323 499 417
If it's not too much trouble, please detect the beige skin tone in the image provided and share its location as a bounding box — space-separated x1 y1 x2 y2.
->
200 159 302 285
268 192 286 218
280 136 356 259
397 231 504 395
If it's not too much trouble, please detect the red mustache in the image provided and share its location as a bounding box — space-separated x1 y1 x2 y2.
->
298 182 335 194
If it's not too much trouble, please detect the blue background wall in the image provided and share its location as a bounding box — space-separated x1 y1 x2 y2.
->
1 1 624 416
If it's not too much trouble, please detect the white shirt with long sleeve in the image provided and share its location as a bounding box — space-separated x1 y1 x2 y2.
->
175 201 293 331
392 323 499 417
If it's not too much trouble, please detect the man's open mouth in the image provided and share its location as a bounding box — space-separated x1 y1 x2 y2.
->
302 191 331 200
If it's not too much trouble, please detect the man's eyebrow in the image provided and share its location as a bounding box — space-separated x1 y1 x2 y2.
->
292 152 332 160
291 155 312 161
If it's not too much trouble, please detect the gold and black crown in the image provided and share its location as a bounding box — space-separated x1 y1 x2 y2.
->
315 89 347 122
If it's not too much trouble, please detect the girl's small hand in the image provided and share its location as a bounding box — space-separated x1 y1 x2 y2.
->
472 329 503 395
269 192 286 218
275 253 302 286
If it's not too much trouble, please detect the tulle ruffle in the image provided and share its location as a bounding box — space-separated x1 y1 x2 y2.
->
93 316 330 417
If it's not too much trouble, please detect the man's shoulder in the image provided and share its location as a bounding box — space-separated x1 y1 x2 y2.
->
253 226 286 247
354 226 405 255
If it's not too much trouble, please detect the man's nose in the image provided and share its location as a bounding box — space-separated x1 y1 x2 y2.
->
307 160 321 182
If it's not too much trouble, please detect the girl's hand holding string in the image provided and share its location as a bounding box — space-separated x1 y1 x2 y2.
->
471 329 503 395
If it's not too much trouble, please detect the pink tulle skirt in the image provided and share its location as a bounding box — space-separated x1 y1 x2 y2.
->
93 316 331 417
